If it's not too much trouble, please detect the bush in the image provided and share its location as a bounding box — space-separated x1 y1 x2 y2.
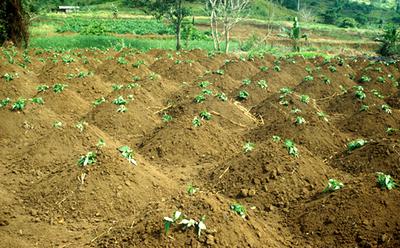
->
338 17 358 28
377 25 400 56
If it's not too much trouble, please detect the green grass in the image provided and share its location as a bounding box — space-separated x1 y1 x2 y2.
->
30 35 239 51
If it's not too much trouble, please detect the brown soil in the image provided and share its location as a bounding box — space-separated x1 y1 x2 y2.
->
1 48 400 248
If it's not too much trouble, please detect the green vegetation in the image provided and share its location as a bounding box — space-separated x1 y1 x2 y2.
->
78 151 97 166
284 139 299 157
323 179 344 193
376 172 397 190
347 139 367 151
230 203 246 219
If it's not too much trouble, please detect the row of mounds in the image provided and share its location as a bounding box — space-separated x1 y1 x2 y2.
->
1 47 400 247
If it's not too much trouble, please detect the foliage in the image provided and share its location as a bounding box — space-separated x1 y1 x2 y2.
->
118 145 137 165
53 83 68 93
377 25 400 56
237 90 249 100
78 151 97 166
284 139 299 157
347 139 367 151
323 179 344 193
376 172 397 190
11 98 26 111
243 142 255 153
230 203 246 218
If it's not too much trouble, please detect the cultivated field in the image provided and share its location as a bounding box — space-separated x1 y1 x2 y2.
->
0 48 400 247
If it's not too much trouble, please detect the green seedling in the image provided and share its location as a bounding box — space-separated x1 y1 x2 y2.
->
77 71 92 78
96 138 106 148
132 60 145 68
317 112 329 122
284 139 299 157
295 116 305 125
179 218 196 230
202 89 213 96
112 84 124 91
328 65 337 72
230 204 246 219
194 94 206 103
305 66 313 74
199 111 212 120
215 92 228 101
174 59 182 64
323 179 344 193
30 97 44 105
377 76 385 84
11 98 26 111
75 121 88 132
187 184 199 195
371 89 384 99
386 127 399 135
0 98 11 108
214 69 224 75
300 95 310 104
280 87 293 95
257 80 268 89
118 146 137 165
272 135 281 142
2 73 15 81
132 76 141 81
93 97 106 107
303 75 314 81
259 66 269 72
197 216 206 237
62 55 74 64
360 105 369 112
163 211 182 234
242 79 251 85
274 65 281 72
53 83 68 93
243 142 255 153
53 121 63 128
37 85 49 92
117 57 128 65
354 86 366 100
198 81 211 88
78 151 97 166
347 139 367 151
117 105 127 112
376 172 397 190
126 83 140 89
148 72 159 80
381 104 392 114
162 113 173 122
339 85 348 93
192 117 202 127
237 90 249 101
360 75 371 83
322 76 331 84
112 96 127 105
291 108 301 114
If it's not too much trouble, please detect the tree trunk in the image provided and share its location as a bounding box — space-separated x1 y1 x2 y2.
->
176 0 182 50
224 24 230 53
297 0 300 11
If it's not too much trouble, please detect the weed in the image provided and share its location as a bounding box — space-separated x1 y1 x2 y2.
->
257 80 268 89
230 203 246 219
117 57 128 64
197 216 207 237
148 72 159 80
11 99 26 111
162 113 173 122
284 139 299 157
132 76 141 81
323 179 344 193
53 83 68 93
347 139 367 151
339 85 348 93
112 96 127 105
381 104 392 114
78 151 97 166
118 145 137 165
386 127 399 135
376 172 397 190
243 142 255 153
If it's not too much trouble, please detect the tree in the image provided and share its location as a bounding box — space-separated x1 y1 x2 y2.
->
207 0 250 53
133 0 195 50
0 0 29 48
